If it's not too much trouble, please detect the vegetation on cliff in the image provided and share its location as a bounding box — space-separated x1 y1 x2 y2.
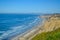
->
32 28 60 40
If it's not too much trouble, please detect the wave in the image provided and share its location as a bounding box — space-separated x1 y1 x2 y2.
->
0 16 42 40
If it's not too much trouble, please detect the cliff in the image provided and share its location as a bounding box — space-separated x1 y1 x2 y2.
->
32 14 60 40
42 14 60 32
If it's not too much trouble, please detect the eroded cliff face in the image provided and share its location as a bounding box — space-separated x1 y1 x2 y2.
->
42 14 60 32
32 14 60 40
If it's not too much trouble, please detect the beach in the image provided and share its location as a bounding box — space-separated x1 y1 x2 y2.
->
11 16 46 40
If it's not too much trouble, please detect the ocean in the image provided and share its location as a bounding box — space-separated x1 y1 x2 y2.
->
0 14 43 40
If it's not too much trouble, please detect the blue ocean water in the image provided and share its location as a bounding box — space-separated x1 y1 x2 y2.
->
0 14 43 40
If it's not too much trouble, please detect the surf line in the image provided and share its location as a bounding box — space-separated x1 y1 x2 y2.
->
11 16 42 40
0 16 41 40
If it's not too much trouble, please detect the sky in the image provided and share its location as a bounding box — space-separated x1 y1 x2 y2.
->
0 0 60 13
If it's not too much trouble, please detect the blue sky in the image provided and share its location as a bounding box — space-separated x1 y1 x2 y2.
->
0 0 60 13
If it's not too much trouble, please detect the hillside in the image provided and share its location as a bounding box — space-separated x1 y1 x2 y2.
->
32 28 60 40
32 14 60 40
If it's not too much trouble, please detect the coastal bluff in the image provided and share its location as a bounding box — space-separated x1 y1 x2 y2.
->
12 14 60 40
42 14 60 32
32 14 60 40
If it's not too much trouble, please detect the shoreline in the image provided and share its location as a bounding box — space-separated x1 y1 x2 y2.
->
0 16 41 40
11 17 46 40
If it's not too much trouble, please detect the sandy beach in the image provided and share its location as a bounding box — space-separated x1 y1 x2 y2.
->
11 16 46 40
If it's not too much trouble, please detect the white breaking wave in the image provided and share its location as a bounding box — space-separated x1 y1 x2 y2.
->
0 25 24 39
0 16 41 40
0 31 5 33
